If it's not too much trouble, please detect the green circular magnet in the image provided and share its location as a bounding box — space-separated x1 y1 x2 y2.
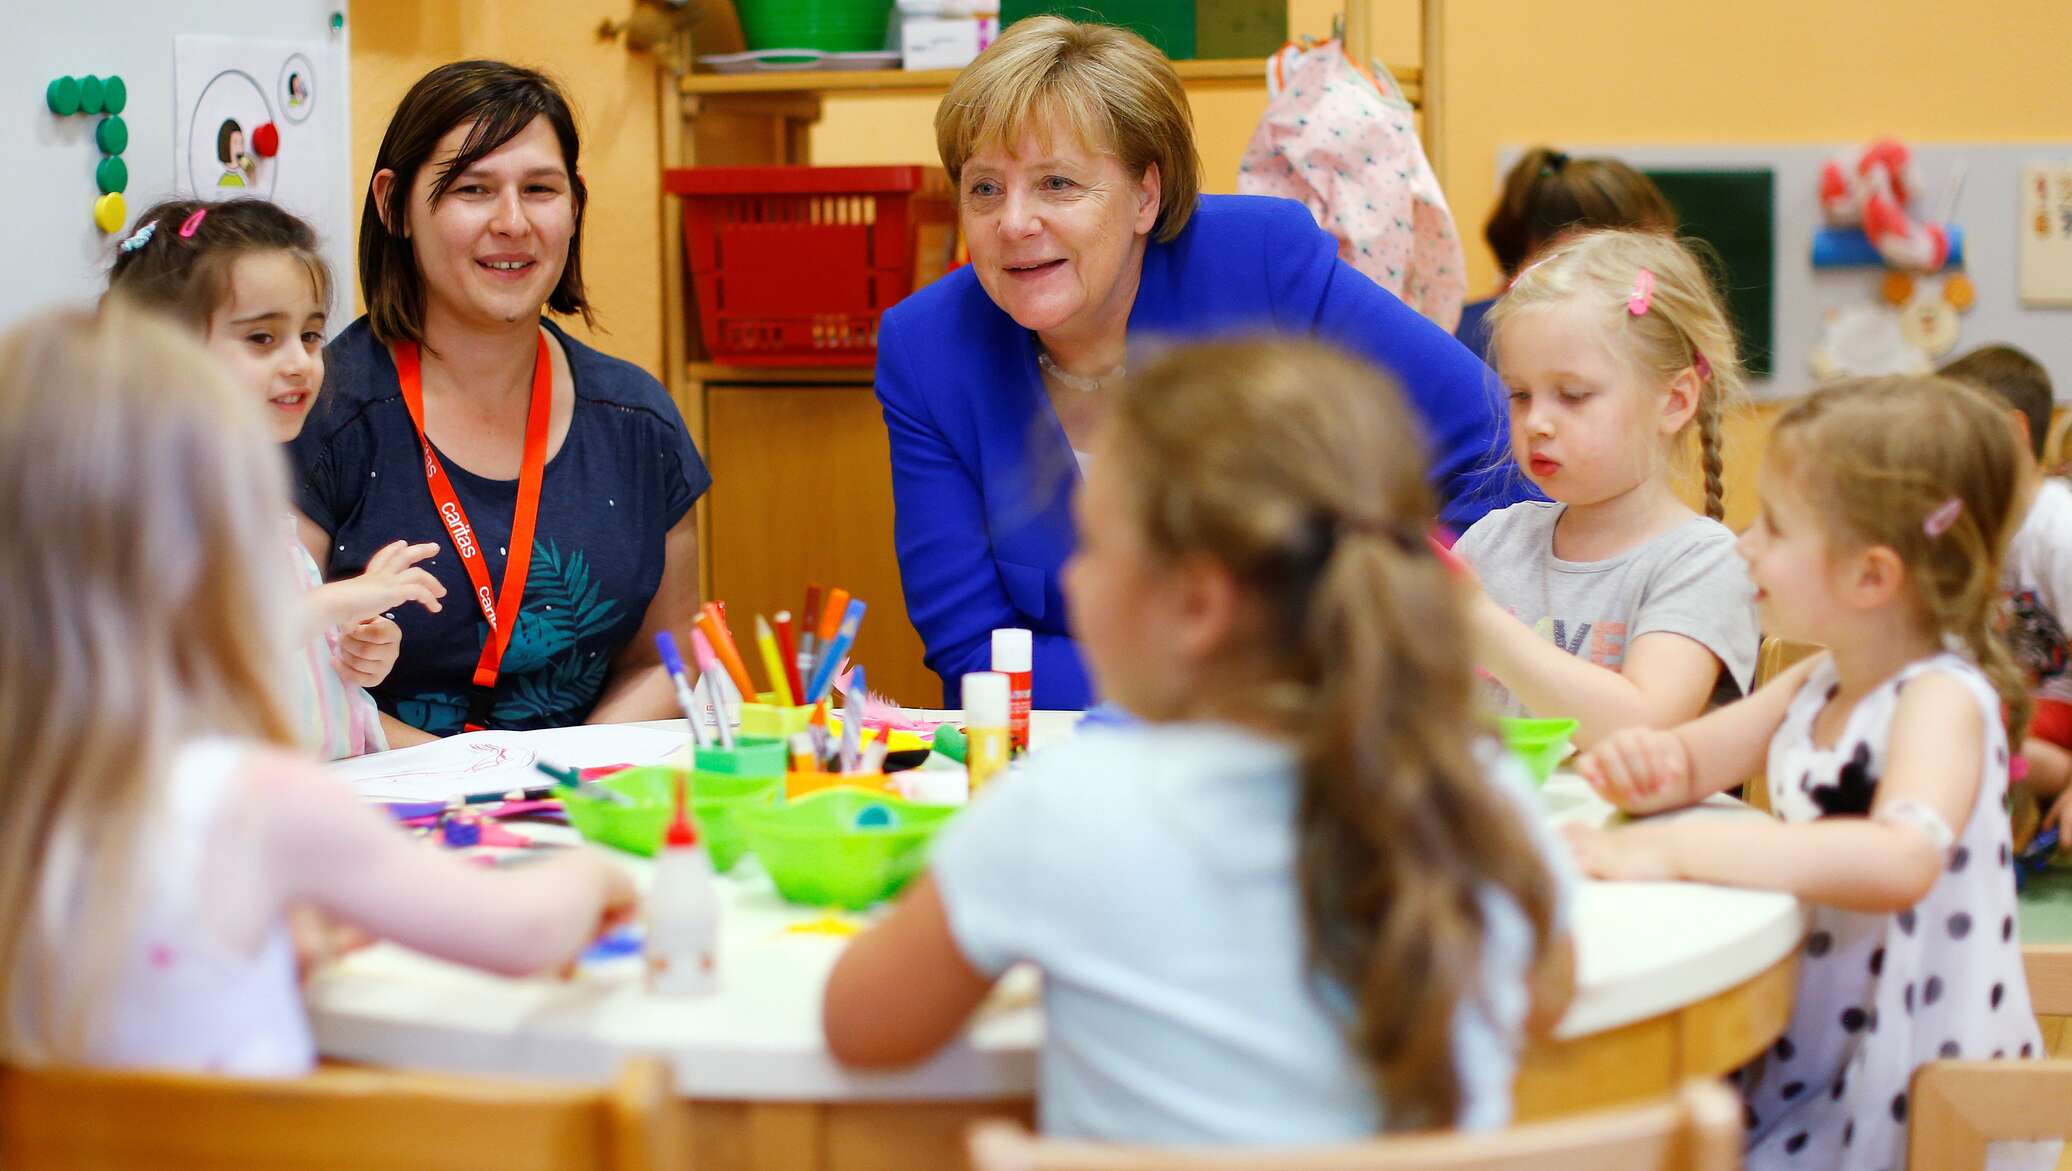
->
46 76 80 116
95 115 127 156
96 155 128 195
78 75 104 115
102 75 126 115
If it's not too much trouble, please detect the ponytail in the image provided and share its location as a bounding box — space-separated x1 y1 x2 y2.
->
1297 522 1559 1127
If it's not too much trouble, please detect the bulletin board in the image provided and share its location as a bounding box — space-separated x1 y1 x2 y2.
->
2 2 352 330
1500 145 2072 400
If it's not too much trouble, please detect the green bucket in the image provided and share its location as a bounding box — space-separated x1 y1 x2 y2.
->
739 787 960 910
734 0 895 53
1499 717 1579 786
559 765 779 872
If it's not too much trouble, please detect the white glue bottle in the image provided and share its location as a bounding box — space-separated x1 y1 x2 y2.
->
646 775 718 996
962 670 1011 796
990 628 1033 755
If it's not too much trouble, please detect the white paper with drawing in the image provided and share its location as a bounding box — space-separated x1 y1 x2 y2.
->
328 725 689 802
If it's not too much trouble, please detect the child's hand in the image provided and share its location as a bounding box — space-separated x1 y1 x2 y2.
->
334 616 401 688
290 905 375 985
1577 728 1694 814
313 540 446 628
553 852 640 979
1561 822 1681 883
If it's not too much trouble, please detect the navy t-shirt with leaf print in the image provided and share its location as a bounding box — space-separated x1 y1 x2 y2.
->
291 317 710 735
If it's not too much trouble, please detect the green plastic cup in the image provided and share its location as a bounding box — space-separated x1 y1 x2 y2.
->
558 765 779 871
1499 717 1579 786
733 0 896 52
738 787 960 910
694 736 788 778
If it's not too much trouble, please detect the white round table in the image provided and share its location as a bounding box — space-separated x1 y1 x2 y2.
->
308 717 1804 1167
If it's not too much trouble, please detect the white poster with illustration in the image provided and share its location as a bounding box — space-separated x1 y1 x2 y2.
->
173 36 351 312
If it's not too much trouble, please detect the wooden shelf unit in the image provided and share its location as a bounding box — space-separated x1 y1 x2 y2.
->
676 57 1421 104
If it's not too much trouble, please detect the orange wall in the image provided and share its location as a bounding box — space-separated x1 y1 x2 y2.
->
349 1 666 378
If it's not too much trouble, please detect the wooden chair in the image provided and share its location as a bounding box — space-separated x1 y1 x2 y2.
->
0 1056 680 1171
1741 637 1825 815
1904 946 2072 1169
966 1080 1742 1171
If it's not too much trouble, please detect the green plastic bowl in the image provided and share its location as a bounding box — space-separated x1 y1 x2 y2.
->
734 0 895 53
738 787 960 910
694 736 787 778
1499 717 1579 786
559 765 779 871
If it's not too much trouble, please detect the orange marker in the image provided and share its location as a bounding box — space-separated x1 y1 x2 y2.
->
695 608 758 700
812 588 851 682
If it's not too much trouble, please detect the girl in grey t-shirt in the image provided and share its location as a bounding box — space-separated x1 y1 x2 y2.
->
1458 229 1759 744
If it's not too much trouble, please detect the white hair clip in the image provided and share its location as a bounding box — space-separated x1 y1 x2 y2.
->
118 222 156 253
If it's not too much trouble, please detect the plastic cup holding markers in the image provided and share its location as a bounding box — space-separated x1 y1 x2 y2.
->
740 690 816 741
557 765 779 872
693 735 788 778
785 769 898 802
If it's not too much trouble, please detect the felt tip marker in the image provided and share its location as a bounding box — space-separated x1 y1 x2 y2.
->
687 629 738 749
656 632 716 748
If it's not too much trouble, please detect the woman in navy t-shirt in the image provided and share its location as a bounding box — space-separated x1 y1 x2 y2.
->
292 61 707 742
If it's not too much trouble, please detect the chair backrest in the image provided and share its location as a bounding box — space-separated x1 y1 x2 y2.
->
0 1057 677 1171
966 1081 1742 1171
2025 943 2072 1016
1907 1059 2072 1169
1741 637 1826 814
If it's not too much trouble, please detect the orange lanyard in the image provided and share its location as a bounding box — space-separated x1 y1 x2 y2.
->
392 330 553 732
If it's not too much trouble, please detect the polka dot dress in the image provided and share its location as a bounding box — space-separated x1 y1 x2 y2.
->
1742 654 2047 1171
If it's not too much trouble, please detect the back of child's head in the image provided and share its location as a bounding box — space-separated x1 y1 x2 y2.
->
0 305 300 1063
1488 227 1746 519
104 198 330 331
1938 344 2053 462
1771 375 2026 740
1484 147 1677 277
1106 338 1559 1128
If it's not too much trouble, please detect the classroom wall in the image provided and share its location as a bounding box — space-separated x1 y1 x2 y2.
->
1431 0 2072 525
349 1 666 378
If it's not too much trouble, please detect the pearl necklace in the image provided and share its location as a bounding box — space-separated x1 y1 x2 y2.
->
1037 350 1122 394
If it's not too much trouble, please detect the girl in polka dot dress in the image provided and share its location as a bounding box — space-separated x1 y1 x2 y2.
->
1564 375 2051 1171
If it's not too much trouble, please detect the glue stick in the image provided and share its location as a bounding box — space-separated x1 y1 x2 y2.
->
962 671 1010 795
647 778 718 996
991 628 1032 754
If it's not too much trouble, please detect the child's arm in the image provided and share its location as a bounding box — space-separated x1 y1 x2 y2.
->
249 750 634 975
1567 670 1985 912
1472 597 1726 745
823 874 995 1067
1578 656 1823 814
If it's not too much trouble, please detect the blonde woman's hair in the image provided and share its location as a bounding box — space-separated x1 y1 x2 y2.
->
1107 338 1560 1128
0 306 302 1064
1770 375 2029 744
1487 228 1745 519
936 15 1202 242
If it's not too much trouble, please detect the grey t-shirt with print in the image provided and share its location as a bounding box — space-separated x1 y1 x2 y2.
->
1455 500 1759 715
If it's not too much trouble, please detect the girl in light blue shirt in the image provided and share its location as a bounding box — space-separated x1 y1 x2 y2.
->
824 338 1577 1143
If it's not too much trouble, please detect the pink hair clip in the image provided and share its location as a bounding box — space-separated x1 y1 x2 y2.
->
1692 350 1713 381
178 209 207 238
1923 496 1963 538
1627 268 1655 316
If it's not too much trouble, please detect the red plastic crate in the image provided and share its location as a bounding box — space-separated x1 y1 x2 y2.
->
664 165 956 367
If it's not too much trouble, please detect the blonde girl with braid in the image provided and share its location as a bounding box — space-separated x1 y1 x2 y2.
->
1458 228 1757 746
821 339 1576 1142
1569 376 2051 1171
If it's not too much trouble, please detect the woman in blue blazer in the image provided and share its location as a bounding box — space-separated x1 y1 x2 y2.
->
878 17 1528 708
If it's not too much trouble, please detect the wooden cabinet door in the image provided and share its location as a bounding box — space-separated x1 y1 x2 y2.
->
706 385 940 706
